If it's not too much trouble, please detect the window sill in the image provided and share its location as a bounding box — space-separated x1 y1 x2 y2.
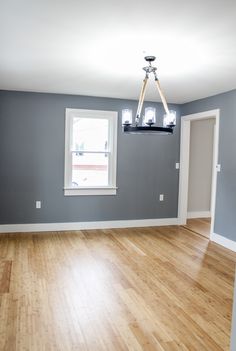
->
64 187 117 196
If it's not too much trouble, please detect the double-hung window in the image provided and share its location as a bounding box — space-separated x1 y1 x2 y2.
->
64 109 118 195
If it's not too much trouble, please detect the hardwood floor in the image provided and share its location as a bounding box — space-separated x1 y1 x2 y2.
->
184 218 211 238
0 226 235 351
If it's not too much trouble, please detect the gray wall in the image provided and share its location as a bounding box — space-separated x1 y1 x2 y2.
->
0 90 180 224
1 89 235 241
231 274 236 351
188 118 215 214
181 90 236 241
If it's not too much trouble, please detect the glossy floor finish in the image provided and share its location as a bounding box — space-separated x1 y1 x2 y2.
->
0 226 235 351
184 218 211 238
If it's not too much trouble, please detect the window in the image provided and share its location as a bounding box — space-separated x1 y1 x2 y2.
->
64 109 118 195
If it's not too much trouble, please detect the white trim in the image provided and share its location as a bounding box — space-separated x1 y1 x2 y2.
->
64 109 118 195
210 110 220 237
64 187 117 196
178 119 191 224
187 211 211 219
0 218 180 233
178 109 220 241
181 109 219 121
211 233 236 253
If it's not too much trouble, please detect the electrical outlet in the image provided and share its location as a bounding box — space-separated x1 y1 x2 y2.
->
159 194 164 201
36 201 41 209
216 164 221 172
175 162 180 169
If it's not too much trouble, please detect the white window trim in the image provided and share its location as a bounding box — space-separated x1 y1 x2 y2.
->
64 108 118 196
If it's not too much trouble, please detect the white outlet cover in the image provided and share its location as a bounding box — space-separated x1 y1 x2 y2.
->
159 194 164 201
175 163 180 169
36 201 41 209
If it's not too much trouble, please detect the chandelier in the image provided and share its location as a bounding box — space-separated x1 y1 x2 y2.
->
122 56 176 134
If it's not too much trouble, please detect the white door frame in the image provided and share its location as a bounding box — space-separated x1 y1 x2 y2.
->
178 109 220 238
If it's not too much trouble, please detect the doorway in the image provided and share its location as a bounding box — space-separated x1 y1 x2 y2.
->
178 109 220 239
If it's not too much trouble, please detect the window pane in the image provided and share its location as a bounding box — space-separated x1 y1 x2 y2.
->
72 152 109 187
72 118 109 151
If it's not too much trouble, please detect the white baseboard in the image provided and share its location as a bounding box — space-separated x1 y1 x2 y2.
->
211 233 236 253
187 211 211 219
0 218 180 233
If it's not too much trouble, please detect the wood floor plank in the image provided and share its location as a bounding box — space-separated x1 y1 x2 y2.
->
183 218 211 238
0 261 12 293
0 226 235 350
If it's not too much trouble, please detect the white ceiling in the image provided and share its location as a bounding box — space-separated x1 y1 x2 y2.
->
0 0 236 103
